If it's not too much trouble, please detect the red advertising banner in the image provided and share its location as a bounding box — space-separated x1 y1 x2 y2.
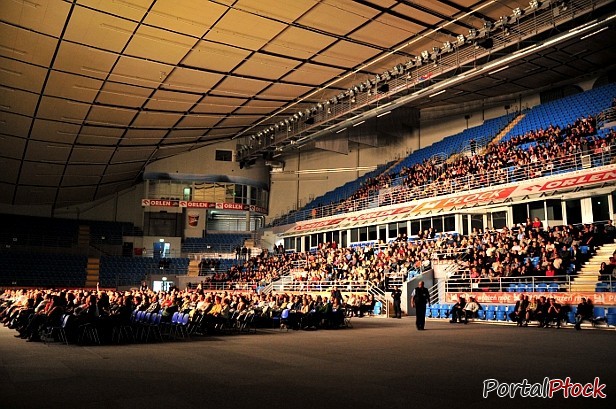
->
412 186 517 213
446 292 616 306
143 199 267 214
141 199 179 207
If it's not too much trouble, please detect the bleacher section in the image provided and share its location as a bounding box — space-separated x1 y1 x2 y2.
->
0 253 87 287
88 220 141 245
0 214 79 249
270 113 515 226
182 234 250 253
388 113 514 177
0 214 141 250
502 83 616 142
99 256 190 288
302 162 393 212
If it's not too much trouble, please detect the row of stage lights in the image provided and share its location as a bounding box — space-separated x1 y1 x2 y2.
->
244 1 555 150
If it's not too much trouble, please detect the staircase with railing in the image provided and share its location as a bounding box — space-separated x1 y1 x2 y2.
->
367 282 389 317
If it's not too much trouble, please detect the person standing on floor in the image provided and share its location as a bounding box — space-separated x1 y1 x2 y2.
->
411 281 430 330
392 287 402 319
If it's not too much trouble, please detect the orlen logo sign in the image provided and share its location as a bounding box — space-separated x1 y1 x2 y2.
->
141 199 178 207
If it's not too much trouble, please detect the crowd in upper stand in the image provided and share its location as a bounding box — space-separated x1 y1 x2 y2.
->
312 115 615 215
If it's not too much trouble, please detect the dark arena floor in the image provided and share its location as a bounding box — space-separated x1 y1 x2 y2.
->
0 317 614 409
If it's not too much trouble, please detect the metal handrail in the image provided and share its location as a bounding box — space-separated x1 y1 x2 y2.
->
443 274 615 293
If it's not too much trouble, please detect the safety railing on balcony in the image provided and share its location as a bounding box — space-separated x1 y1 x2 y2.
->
269 141 615 227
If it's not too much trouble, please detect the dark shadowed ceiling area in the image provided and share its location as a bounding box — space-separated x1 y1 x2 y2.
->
1 0 615 210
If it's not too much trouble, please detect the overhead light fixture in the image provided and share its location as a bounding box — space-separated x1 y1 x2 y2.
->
456 34 466 46
420 50 430 61
353 120 365 127
377 111 391 118
513 7 524 17
529 0 540 10
580 26 609 39
442 41 453 53
429 89 446 98
467 29 478 40
336 128 346 134
488 65 509 75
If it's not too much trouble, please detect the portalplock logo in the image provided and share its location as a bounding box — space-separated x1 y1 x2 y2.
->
483 377 606 398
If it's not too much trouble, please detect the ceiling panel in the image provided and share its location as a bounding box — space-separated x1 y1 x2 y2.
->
298 2 378 37
0 111 33 138
96 82 153 108
233 54 302 80
86 105 137 127
124 25 198 65
0 23 58 67
69 145 115 164
122 129 168 146
262 27 336 60
110 146 156 162
215 116 257 128
44 71 103 103
24 140 71 162
215 76 270 98
205 127 243 138
77 0 149 21
166 129 206 140
165 68 224 94
192 96 248 114
3 0 71 37
349 19 418 49
0 182 13 202
0 59 47 93
74 126 124 146
53 42 118 80
312 41 381 68
0 87 38 117
14 185 57 205
18 161 64 186
204 8 286 50
177 114 224 129
95 180 134 199
29 121 78 146
259 83 313 101
0 157 20 184
0 135 26 162
100 162 144 180
64 5 136 53
183 41 252 73
281 64 345 86
37 96 90 123
63 163 107 179
110 56 171 88
144 89 201 112
131 111 182 128
56 186 97 203
146 0 227 38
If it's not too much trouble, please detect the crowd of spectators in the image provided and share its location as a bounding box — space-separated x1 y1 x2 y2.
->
309 115 615 218
0 284 365 344
440 220 616 291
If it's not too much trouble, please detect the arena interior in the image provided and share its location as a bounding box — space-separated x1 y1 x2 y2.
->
1 0 615 408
